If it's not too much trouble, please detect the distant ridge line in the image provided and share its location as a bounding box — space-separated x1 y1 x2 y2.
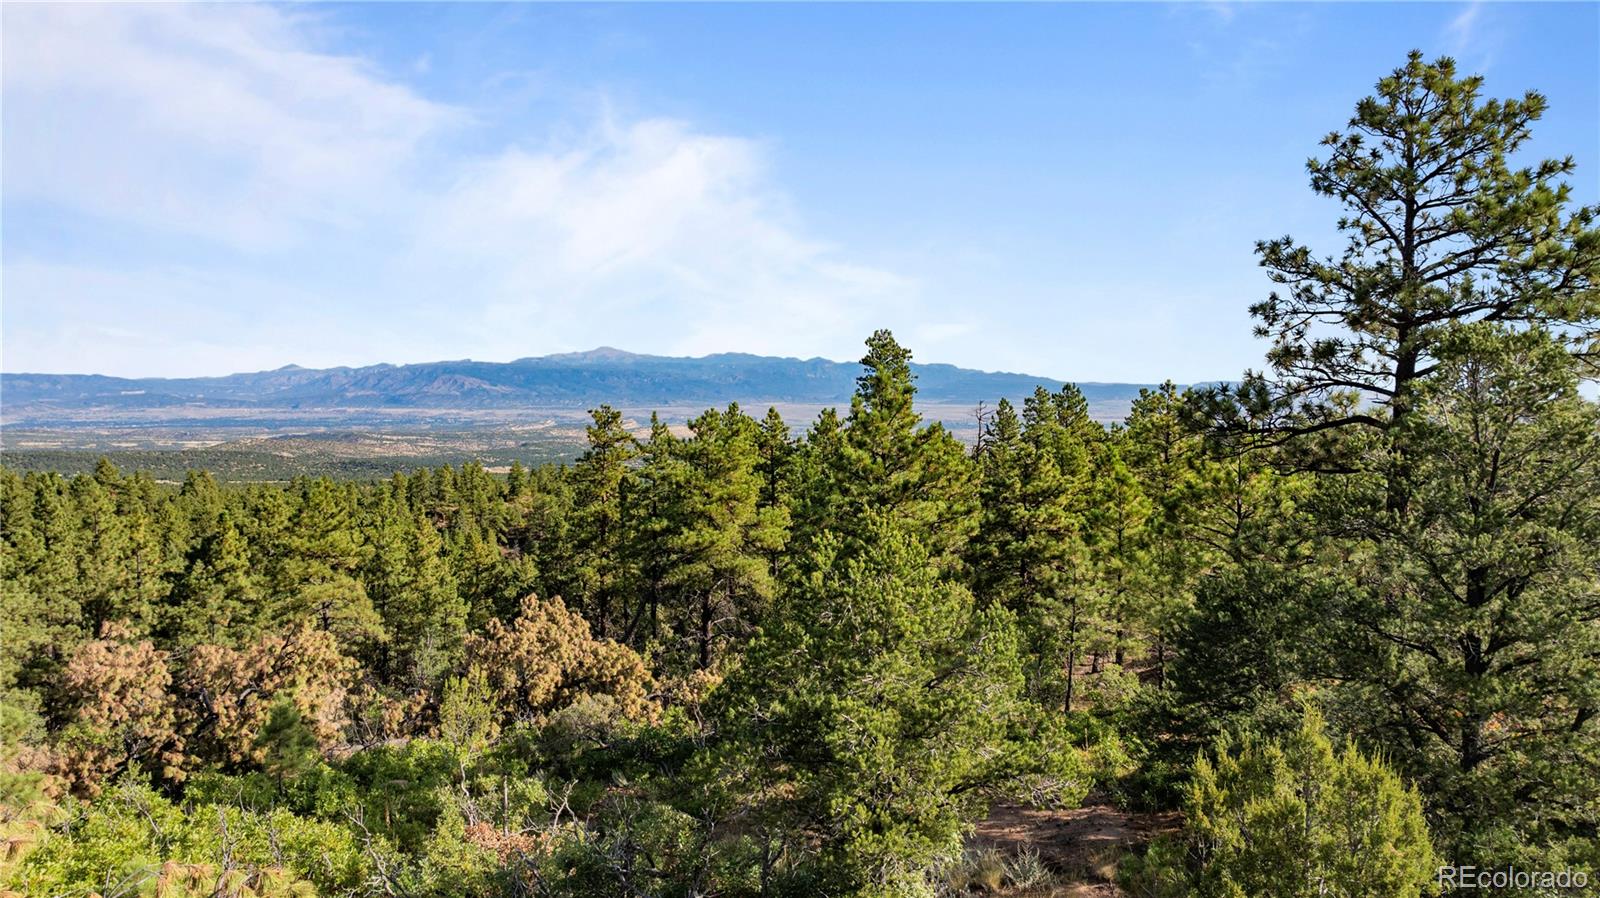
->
2 347 1201 415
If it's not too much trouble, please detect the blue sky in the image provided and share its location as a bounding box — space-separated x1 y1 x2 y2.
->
3 2 1596 381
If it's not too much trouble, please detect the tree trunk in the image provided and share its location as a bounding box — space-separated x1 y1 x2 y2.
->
1064 600 1079 713
698 587 713 671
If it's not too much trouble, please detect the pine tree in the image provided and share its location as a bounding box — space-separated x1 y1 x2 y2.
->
173 470 227 546
253 698 320 785
1212 53 1599 502
165 511 262 648
789 406 847 549
971 398 1028 607
1163 563 1324 754
67 469 145 634
570 406 639 638
0 472 73 698
621 413 686 649
803 330 978 573
1185 52 1600 868
1083 436 1152 672
364 498 464 692
754 406 796 578
451 523 535 632
713 516 1084 897
505 460 529 498
970 396 1091 710
1121 383 1206 686
450 462 501 539
504 461 580 618
238 483 294 584
1318 325 1600 863
271 478 381 647
666 404 783 670
755 406 795 511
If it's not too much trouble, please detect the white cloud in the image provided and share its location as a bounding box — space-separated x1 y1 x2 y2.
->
1442 2 1498 70
2 3 913 375
2 3 458 250
1446 2 1482 52
422 117 914 361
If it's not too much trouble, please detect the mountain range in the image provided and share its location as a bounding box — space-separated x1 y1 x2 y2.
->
2 348 1175 415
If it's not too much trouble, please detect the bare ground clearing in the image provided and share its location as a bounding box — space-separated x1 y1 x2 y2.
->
967 800 1180 897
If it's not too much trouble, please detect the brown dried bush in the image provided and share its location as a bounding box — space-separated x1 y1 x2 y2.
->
55 622 184 794
177 623 357 767
466 594 655 723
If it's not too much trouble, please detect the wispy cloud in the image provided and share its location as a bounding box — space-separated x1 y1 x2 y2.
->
1 3 914 375
1445 2 1483 53
1173 3 1314 90
3 3 459 251
1442 1 1498 70
1200 2 1239 26
422 116 914 361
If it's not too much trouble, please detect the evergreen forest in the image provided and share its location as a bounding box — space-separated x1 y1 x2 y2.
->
2 53 1597 898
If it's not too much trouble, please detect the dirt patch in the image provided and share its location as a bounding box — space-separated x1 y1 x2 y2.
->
968 800 1180 897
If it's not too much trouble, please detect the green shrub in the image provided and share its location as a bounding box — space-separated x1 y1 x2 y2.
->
1124 708 1437 898
3 781 367 897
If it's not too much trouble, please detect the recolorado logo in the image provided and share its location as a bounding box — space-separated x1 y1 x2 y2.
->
1438 865 1590 891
